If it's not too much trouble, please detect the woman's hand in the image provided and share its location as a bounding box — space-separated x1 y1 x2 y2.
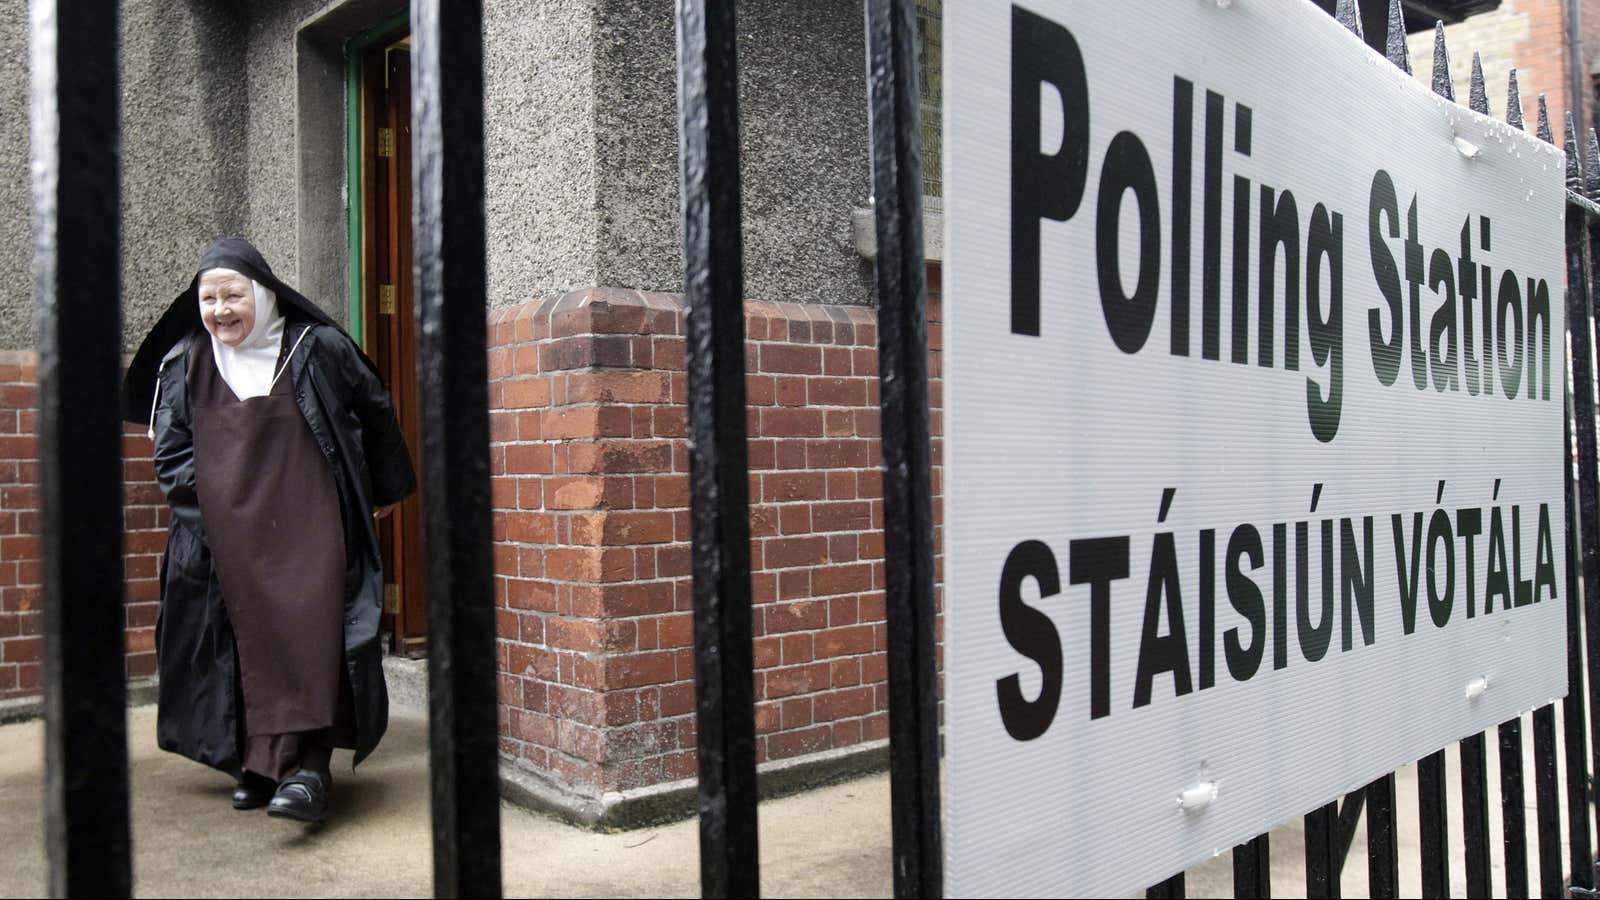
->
373 503 399 521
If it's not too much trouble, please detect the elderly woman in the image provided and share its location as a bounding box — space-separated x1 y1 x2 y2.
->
122 237 415 825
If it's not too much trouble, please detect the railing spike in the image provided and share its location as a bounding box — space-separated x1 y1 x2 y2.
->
1335 0 1365 39
1469 52 1488 115
1586 128 1600 200
1385 0 1411 74
1537 94 1553 144
1566 111 1582 191
1508 68 1525 130
1431 22 1454 102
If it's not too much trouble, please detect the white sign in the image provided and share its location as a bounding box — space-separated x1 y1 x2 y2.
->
944 2 1569 896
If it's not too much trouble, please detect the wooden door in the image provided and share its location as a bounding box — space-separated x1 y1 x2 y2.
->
361 38 426 656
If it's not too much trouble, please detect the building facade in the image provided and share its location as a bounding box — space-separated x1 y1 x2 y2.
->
0 0 950 823
0 0 1570 823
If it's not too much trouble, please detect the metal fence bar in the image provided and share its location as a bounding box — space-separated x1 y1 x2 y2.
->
1381 0 1411 77
1361 41 1419 869
1233 835 1271 898
1335 791 1366 867
1146 873 1184 899
1462 54 1505 896
1460 732 1492 897
1504 78 1566 900
675 1 760 896
1565 404 1599 892
1559 108 1600 881
1533 704 1563 896
1498 719 1530 899
863 1 942 897
1398 42 1462 900
410 1 503 896
1332 0 1363 43
1417 749 1450 897
28 0 131 895
1366 774 1400 898
1583 128 1600 900
1556 103 1597 895
1305 801 1340 899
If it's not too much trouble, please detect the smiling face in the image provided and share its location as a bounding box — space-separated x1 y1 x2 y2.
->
198 270 256 346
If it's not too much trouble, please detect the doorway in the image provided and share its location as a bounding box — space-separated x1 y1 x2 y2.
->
352 25 426 656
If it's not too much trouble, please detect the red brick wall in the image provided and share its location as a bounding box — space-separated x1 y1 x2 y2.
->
0 352 162 700
121 425 164 684
0 353 39 697
488 277 943 794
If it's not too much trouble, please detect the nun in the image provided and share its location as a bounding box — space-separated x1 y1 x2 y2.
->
122 237 415 825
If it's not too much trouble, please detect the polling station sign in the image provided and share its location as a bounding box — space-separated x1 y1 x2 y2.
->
944 1 1569 896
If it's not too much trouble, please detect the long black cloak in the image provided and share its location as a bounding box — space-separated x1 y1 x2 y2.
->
125 237 415 772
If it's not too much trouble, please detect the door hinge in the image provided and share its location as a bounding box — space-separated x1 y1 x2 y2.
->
377 127 394 158
379 284 396 315
384 583 400 614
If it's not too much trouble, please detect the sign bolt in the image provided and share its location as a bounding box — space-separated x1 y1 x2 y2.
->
1177 781 1219 812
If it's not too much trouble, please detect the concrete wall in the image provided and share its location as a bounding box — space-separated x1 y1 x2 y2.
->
0 2 248 352
591 0 874 306
497 0 878 306
1 0 876 349
0 11 28 352
236 0 872 316
242 0 326 293
122 1 253 348
485 0 601 305
240 0 605 314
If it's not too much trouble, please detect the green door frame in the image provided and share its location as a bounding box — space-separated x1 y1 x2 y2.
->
344 8 410 347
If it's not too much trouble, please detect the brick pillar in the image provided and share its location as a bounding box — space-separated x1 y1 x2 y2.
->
488 276 943 802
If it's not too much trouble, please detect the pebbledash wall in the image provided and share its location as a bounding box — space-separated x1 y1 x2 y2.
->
0 277 945 814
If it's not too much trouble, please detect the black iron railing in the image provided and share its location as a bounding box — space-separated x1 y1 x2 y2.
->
410 1 503 896
675 0 760 896
30 0 1600 897
30 0 131 896
862 0 943 896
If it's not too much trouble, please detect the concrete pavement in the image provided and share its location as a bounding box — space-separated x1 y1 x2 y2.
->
0 705 892 898
0 702 1565 897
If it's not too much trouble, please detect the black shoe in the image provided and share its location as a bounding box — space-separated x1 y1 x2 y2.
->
232 772 276 810
266 769 330 824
